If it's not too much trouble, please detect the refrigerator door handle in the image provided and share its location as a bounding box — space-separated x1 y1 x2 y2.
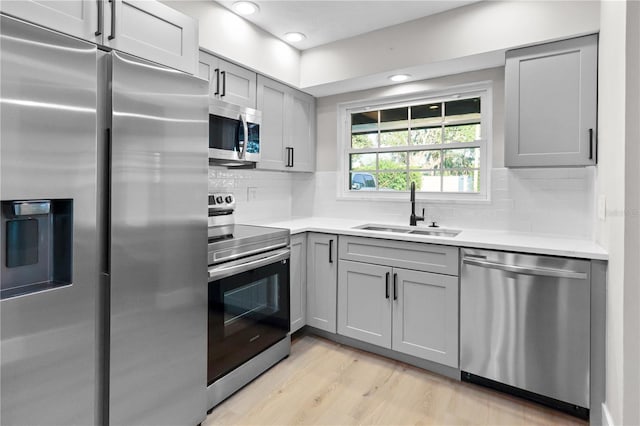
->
103 128 112 274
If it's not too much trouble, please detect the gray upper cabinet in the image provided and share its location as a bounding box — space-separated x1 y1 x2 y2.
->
505 35 598 167
306 233 337 333
104 0 198 75
199 50 257 109
290 233 307 334
1 0 198 75
1 0 100 43
289 90 316 172
257 75 316 172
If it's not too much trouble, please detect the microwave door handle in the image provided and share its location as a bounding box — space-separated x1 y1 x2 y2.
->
238 113 248 159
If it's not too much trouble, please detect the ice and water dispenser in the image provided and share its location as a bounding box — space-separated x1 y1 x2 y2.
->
1 199 73 299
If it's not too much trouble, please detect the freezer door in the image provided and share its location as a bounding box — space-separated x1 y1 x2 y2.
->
460 248 591 408
0 15 99 425
109 51 209 425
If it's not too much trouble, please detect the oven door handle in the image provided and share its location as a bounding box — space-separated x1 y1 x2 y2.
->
208 248 290 282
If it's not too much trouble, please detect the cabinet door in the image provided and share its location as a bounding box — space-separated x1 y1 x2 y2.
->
337 260 392 348
217 59 257 109
392 268 458 368
290 234 307 333
256 75 288 170
290 90 316 172
105 0 198 75
306 233 338 333
1 0 100 43
505 35 598 167
198 51 214 82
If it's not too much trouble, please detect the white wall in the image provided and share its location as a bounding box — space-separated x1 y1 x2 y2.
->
597 1 626 424
161 1 301 86
293 168 595 238
292 67 596 239
300 1 600 91
208 167 294 224
597 1 640 425
622 1 640 424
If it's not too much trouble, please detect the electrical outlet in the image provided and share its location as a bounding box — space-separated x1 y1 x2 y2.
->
247 187 257 201
598 195 606 221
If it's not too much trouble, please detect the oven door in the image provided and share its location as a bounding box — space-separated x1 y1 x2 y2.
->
207 248 290 385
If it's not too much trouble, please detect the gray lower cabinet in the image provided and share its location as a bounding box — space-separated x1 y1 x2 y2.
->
306 233 338 333
290 233 307 333
505 35 598 167
392 268 458 367
337 261 392 347
337 260 459 368
337 236 459 368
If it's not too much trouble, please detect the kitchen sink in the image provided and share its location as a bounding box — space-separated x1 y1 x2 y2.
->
355 224 461 238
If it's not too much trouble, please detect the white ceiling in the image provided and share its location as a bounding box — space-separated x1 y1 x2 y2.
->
216 1 478 50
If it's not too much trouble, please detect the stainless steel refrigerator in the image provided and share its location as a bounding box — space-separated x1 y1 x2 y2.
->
0 14 208 426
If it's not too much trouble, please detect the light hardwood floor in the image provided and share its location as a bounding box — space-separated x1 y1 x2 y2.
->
204 334 587 426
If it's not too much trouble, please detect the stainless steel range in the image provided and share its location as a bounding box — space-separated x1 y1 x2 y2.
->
207 194 290 410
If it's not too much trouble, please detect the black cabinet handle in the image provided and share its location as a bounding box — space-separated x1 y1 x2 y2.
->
393 273 398 300
589 128 594 160
385 272 390 299
214 69 220 95
291 147 294 168
221 71 226 97
329 240 333 264
285 147 294 167
108 0 115 40
95 0 103 36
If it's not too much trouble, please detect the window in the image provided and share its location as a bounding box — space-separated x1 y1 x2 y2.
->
340 85 491 201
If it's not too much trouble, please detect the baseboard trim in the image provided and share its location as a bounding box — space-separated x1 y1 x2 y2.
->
305 326 460 381
602 403 615 426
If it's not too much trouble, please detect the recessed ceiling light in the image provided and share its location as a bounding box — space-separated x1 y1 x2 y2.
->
389 74 411 82
232 1 259 15
284 32 306 43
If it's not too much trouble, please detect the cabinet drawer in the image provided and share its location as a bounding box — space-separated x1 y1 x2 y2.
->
338 236 459 276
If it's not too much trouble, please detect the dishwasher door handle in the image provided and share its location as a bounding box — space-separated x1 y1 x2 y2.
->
462 258 587 280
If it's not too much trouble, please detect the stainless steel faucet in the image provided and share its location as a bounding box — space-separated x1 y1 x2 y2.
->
409 181 424 226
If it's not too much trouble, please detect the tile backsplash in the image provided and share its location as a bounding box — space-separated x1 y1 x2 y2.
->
208 167 294 223
210 166 596 239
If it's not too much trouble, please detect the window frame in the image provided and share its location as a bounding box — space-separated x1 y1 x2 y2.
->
337 82 493 203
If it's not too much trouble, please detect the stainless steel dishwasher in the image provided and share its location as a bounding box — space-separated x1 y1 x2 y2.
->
460 248 591 419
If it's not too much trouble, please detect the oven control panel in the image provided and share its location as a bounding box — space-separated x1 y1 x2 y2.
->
208 193 235 212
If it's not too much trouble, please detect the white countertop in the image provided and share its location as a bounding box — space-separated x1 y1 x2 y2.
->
260 217 608 260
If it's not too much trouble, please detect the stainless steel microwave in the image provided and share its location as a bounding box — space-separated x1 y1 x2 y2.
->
209 100 261 166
